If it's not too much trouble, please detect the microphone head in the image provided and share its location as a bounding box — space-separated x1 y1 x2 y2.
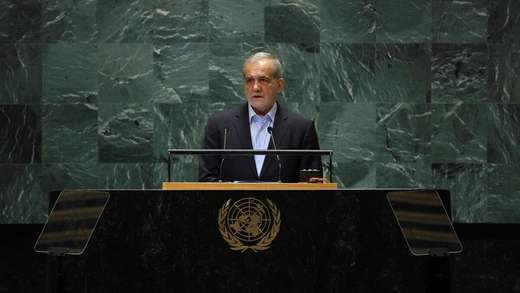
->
268 126 273 134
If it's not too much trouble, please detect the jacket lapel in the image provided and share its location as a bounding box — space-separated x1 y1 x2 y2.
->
260 104 289 179
232 103 258 178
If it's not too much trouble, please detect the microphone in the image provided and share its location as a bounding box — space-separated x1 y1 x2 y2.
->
219 127 228 182
267 126 282 183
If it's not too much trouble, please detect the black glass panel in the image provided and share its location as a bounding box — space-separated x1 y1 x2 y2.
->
387 190 462 256
34 190 110 255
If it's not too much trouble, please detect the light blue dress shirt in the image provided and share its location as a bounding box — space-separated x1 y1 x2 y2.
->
248 103 277 177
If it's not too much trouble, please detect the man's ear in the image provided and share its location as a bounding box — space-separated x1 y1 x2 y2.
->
277 78 285 93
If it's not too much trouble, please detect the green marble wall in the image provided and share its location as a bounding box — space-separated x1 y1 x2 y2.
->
1 0 519 224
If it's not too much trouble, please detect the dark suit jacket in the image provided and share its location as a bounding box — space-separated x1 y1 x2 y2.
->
198 102 323 182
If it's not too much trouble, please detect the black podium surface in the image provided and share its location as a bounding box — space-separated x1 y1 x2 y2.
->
50 189 452 292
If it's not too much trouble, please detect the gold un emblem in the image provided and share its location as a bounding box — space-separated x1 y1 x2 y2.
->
218 197 281 252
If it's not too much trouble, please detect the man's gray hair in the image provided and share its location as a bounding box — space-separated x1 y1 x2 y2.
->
243 52 283 79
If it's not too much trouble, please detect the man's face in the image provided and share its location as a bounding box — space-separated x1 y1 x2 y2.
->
243 59 284 117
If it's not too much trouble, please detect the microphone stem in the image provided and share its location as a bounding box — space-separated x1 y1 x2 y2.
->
219 128 228 182
276 155 281 183
268 126 282 183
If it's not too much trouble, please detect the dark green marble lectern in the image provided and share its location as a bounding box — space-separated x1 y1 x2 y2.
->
49 188 452 292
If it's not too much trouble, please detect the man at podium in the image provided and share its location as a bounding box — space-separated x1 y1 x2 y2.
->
198 52 322 183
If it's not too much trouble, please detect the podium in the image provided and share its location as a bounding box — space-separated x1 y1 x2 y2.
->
46 187 453 293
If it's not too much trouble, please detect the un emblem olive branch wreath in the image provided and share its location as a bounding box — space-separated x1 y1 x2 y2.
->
252 198 280 251
218 199 246 251
218 198 281 253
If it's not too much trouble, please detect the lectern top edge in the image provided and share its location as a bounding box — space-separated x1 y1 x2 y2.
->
162 182 338 190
